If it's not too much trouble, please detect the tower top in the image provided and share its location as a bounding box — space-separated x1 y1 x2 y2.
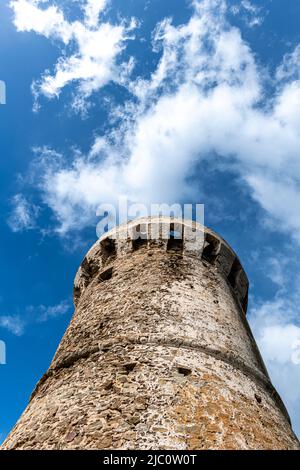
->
74 216 249 314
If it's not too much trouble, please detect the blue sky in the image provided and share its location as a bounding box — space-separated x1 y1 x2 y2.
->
1 0 300 443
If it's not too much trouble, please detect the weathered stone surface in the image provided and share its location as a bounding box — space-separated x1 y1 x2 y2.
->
2 217 299 450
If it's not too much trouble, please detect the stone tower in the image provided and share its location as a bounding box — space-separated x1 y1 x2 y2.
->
2 217 299 450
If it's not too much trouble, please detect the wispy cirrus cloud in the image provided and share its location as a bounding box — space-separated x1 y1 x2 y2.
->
0 300 71 336
230 0 264 27
0 315 25 336
7 194 40 233
35 299 71 323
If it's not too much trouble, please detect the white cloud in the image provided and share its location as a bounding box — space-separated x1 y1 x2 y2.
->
84 0 107 28
249 293 300 434
263 257 286 287
10 0 136 111
276 44 300 82
231 0 263 27
10 0 73 42
17 0 300 240
7 194 40 233
37 299 71 322
251 300 300 365
0 300 71 336
7 0 300 252
0 315 25 336
259 324 300 365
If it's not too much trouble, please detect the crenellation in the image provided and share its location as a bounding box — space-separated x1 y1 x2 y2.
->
73 217 248 314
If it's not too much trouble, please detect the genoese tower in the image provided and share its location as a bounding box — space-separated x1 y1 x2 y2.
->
2 217 299 450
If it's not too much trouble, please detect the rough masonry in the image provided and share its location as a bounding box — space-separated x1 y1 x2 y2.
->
2 217 300 450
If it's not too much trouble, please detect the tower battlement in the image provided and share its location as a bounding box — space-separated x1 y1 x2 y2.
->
74 217 249 314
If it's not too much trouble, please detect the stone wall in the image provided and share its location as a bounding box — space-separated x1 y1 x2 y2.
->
2 218 299 450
